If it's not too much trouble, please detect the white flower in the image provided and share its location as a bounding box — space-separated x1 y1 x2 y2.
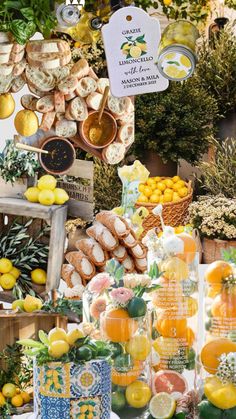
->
226 352 236 364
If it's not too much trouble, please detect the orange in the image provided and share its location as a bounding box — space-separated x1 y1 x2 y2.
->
143 186 153 198
151 277 182 309
176 232 197 263
221 285 236 305
207 283 222 298
155 310 187 338
11 394 24 407
205 261 233 285
200 338 236 374
21 391 31 403
157 182 166 192
111 360 141 387
211 294 236 318
102 308 137 342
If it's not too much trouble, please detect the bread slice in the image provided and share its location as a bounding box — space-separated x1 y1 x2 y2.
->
86 92 103 111
36 95 55 113
70 59 89 78
12 43 25 54
13 58 26 77
65 105 75 121
47 66 70 83
55 119 77 138
27 51 71 70
69 97 88 121
88 67 99 81
75 77 97 98
0 74 12 93
26 39 70 54
28 82 48 97
117 123 134 147
107 95 128 116
97 78 110 94
58 75 79 95
118 111 134 126
102 142 126 165
65 91 77 101
10 75 25 93
0 53 10 64
40 111 56 131
54 91 65 113
10 49 25 64
0 32 12 43
0 43 13 54
0 63 14 76
21 94 38 111
25 66 55 92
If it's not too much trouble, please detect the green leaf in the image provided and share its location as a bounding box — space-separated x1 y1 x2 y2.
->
17 339 44 349
20 7 35 21
38 330 49 346
167 61 180 66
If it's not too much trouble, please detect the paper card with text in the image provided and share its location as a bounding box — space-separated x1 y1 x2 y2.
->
102 6 169 97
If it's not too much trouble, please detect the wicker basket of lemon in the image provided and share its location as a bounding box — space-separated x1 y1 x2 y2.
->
136 176 193 236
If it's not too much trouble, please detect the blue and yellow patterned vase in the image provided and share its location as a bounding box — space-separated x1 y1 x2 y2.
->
34 360 111 418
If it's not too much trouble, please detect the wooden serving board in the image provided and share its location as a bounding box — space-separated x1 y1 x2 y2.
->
71 134 106 162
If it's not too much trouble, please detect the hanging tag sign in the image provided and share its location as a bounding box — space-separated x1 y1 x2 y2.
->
102 6 169 97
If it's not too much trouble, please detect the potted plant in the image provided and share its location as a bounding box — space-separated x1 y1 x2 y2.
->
188 195 236 263
0 140 39 198
133 78 219 176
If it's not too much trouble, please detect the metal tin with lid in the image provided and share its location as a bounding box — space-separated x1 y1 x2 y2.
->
157 20 199 81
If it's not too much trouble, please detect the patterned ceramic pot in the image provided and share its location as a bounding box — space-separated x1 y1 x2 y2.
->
34 359 111 418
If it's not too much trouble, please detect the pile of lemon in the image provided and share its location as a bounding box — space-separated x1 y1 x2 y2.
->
137 175 189 204
12 294 43 313
24 175 69 206
0 383 31 408
0 258 21 290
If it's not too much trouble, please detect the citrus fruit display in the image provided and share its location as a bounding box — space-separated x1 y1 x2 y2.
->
0 93 15 119
23 295 43 312
126 335 151 361
205 260 233 285
14 109 39 137
125 380 152 408
152 370 188 396
137 176 190 204
101 308 138 343
149 393 176 419
0 383 31 411
111 360 141 387
200 338 236 374
31 268 47 285
24 175 69 206
204 376 236 409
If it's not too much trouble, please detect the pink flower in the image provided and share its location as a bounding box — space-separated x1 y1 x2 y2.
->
90 297 107 319
110 287 134 307
88 273 114 294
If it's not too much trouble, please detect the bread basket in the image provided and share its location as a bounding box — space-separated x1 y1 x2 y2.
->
135 179 193 238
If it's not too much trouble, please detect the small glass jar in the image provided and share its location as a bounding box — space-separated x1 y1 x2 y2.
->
157 20 199 81
101 311 152 418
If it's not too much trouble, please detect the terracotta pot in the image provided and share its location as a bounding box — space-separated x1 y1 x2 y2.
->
40 137 75 175
140 150 178 176
202 237 236 264
79 110 117 149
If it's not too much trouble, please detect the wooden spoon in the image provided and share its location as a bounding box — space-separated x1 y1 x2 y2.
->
89 86 110 144
15 143 49 155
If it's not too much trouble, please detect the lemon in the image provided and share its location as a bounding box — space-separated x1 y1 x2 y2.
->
126 381 152 408
178 70 188 79
163 194 172 203
163 0 172 5
178 187 188 198
172 192 181 202
138 184 145 193
126 335 151 361
66 329 84 345
0 258 13 273
20 391 31 403
137 194 148 203
12 299 25 311
0 273 16 290
157 182 166 192
164 65 180 78
163 179 174 188
180 55 191 68
0 93 15 119
38 175 57 191
204 376 236 409
9 266 21 279
130 46 142 58
173 182 185 192
153 189 162 196
31 268 47 285
48 327 68 344
2 383 16 398
38 189 55 206
149 393 176 419
150 194 160 203
153 337 179 357
160 256 189 281
49 340 70 358
164 52 175 60
0 392 5 406
14 110 39 137
54 188 69 205
23 295 43 312
172 176 181 183
24 187 40 203
11 394 24 407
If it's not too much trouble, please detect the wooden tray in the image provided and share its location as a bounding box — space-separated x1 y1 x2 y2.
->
71 134 106 161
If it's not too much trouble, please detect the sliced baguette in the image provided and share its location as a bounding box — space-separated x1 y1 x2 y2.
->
9 49 25 64
88 67 99 81
65 91 76 101
0 32 12 43
47 66 70 83
25 66 55 92
70 59 89 78
10 75 25 93
97 78 110 94
12 43 25 54
28 82 48 97
118 111 134 126
13 58 26 77
54 91 65 113
0 43 13 54
107 95 128 116
86 92 103 111
75 77 97 98
102 141 126 165
36 95 55 113
55 119 77 138
21 94 38 111
0 53 10 64
65 105 75 121
40 111 56 132
0 74 12 93
69 97 88 121
117 123 134 147
26 39 70 54
27 51 71 69
0 63 13 76
58 75 79 95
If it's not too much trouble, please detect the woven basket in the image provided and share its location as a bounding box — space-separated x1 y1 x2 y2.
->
135 180 193 238
202 238 236 264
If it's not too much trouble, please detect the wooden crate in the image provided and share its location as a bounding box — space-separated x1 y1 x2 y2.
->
0 198 68 302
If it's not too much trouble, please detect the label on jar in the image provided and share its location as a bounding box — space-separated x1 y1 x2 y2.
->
102 6 169 97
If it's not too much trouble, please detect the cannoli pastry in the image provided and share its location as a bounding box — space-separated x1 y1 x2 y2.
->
129 243 147 259
96 211 129 239
64 284 85 300
123 255 135 273
87 222 118 251
135 257 148 273
61 264 83 288
65 250 96 281
122 230 138 248
76 238 108 267
111 245 127 262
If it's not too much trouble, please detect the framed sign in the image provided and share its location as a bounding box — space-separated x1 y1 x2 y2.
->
102 6 169 97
